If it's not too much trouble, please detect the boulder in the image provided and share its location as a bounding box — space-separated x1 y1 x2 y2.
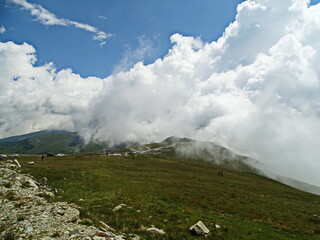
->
189 221 210 236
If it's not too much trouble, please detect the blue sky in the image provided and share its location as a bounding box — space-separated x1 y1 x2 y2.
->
0 0 245 78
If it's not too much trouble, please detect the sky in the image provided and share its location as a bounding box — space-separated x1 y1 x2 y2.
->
1 0 320 187
0 0 243 77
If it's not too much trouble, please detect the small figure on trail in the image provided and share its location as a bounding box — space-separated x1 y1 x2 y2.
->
41 155 44 161
218 170 224 176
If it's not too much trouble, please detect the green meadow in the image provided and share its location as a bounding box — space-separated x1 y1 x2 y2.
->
17 152 320 240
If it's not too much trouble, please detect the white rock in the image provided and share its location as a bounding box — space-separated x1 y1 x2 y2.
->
25 179 39 190
24 226 33 233
100 220 116 232
146 227 166 235
114 236 125 240
189 221 210 236
27 161 35 165
112 203 126 212
93 237 106 240
14 159 21 168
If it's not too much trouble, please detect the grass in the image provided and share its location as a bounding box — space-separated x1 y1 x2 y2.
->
16 152 320 240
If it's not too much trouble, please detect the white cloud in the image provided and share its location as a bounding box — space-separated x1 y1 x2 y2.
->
99 16 107 20
1 0 320 187
8 0 112 44
113 36 155 72
0 26 6 34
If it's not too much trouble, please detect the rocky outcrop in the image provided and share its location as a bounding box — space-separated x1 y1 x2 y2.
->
0 160 128 240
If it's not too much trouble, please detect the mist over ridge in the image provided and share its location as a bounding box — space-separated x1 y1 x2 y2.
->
1 0 320 186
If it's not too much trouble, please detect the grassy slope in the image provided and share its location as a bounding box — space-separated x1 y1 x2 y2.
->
16 153 320 240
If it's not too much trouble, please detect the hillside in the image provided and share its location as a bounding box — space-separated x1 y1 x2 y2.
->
6 147 320 239
0 131 107 154
1 132 319 195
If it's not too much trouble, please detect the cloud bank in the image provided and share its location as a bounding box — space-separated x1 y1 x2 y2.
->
8 0 112 45
1 0 320 186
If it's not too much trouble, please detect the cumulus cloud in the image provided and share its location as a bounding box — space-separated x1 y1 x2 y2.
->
0 26 6 34
8 0 112 45
1 0 320 187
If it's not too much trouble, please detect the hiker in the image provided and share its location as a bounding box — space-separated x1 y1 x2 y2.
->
41 155 44 161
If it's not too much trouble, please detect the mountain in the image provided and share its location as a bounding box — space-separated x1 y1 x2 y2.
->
1 132 319 195
0 131 106 154
0 130 52 144
130 136 320 195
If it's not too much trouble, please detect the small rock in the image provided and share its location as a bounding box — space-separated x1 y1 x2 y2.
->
69 229 82 235
97 231 112 238
14 159 21 168
100 221 116 232
37 191 54 198
93 236 106 240
114 236 125 240
189 221 210 236
146 227 165 235
27 161 35 165
130 235 140 240
69 203 82 210
25 179 39 190
215 224 221 229
24 226 33 233
56 209 65 216
112 203 126 212
7 172 17 179
45 191 55 198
